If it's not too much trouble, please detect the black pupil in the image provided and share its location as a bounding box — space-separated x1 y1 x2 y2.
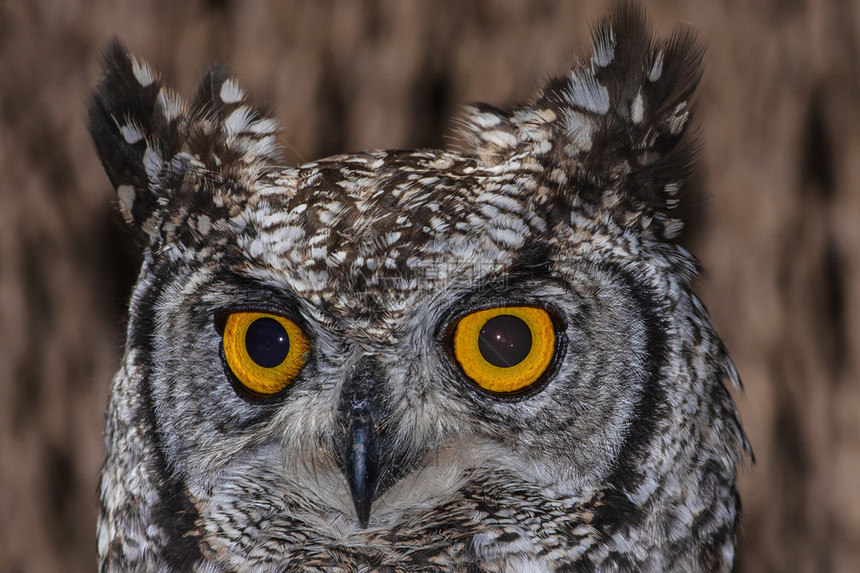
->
245 317 290 368
478 314 533 368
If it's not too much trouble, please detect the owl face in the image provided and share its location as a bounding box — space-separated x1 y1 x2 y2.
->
91 3 748 571
148 150 664 520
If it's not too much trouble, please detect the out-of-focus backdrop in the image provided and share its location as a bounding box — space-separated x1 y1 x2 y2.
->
1 1 858 571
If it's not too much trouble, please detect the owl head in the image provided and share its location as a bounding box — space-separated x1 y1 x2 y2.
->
90 2 748 571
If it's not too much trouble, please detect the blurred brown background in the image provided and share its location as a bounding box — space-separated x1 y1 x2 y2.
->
1 0 858 571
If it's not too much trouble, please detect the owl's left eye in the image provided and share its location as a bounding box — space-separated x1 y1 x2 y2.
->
222 311 309 396
452 306 556 395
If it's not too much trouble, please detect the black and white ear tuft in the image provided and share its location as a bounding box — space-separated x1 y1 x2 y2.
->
185 65 281 182
88 39 188 238
458 1 704 240
88 40 281 243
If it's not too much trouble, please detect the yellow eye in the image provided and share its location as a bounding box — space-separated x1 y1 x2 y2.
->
452 306 555 395
222 311 309 396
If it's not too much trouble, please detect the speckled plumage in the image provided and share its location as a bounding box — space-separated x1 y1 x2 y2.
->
89 3 749 572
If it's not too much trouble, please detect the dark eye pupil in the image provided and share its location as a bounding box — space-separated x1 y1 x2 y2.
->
245 317 290 368
478 314 532 368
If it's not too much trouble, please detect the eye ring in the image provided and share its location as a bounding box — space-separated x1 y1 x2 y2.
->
222 311 309 396
452 306 556 395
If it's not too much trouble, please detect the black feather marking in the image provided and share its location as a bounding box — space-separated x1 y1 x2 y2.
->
88 40 282 245
604 261 669 492
87 39 187 236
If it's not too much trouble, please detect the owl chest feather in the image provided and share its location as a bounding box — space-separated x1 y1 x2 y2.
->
185 473 732 572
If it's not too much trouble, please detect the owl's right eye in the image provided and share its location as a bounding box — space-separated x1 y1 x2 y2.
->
222 311 309 396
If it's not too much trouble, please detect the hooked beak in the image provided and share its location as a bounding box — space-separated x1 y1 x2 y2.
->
337 358 393 528
343 411 380 528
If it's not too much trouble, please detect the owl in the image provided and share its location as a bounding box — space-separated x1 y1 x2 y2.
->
89 3 749 572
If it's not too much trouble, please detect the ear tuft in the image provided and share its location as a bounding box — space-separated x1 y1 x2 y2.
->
185 65 281 182
456 1 704 240
88 40 188 237
88 40 281 245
